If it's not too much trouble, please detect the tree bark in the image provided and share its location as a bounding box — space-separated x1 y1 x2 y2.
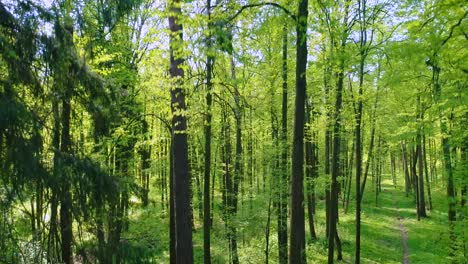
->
278 22 288 264
423 135 433 210
203 1 213 263
305 100 317 242
289 0 308 262
168 0 194 261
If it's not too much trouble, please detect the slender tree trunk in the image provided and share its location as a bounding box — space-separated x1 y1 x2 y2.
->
401 142 411 195
230 55 241 264
305 100 317 242
417 134 427 217
344 139 354 214
278 22 288 264
265 195 272 264
169 141 176 264
391 151 397 188
203 1 213 262
168 0 194 261
423 136 433 210
49 99 61 262
411 147 420 220
430 59 455 222
328 39 345 264
360 89 379 200
289 1 308 262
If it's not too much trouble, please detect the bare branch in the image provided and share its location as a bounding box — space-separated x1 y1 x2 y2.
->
228 2 296 23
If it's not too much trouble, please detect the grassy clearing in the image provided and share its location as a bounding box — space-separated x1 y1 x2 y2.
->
123 175 452 263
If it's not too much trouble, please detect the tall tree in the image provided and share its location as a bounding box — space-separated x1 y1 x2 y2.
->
289 0 308 262
203 0 214 263
168 0 194 262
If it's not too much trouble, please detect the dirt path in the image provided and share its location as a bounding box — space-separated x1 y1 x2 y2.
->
397 214 409 264
389 188 409 264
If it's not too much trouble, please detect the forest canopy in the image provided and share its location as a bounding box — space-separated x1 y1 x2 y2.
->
0 0 466 263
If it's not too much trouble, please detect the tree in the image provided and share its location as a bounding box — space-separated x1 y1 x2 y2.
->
289 0 308 262
168 0 194 262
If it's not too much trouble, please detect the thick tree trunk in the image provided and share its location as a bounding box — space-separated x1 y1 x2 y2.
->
60 95 73 264
168 0 194 261
431 60 455 222
289 0 308 262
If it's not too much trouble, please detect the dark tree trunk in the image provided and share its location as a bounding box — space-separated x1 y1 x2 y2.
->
141 119 151 207
278 22 289 264
431 60 455 222
55 16 76 264
168 0 194 261
344 139 354 214
221 100 234 263
169 141 176 264
328 41 345 264
411 147 420 220
289 0 308 262
230 55 241 264
401 142 411 195
265 195 272 264
305 100 317 242
49 99 61 262
391 151 397 188
203 1 213 262
59 95 73 264
423 136 433 210
417 133 427 217
355 2 366 262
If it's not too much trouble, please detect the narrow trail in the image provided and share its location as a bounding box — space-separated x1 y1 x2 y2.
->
392 190 409 264
397 214 409 264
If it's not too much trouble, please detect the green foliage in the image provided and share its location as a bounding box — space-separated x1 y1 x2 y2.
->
0 0 466 262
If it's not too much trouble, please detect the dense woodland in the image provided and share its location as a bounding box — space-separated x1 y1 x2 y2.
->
0 0 466 263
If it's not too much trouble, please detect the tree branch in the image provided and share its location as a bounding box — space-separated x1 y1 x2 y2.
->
228 2 296 23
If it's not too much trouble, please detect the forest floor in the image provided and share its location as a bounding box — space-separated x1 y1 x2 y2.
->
123 175 452 263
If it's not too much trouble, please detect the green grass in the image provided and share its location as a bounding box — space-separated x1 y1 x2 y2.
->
123 175 453 263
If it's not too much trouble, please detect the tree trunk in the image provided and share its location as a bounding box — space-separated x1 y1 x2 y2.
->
355 1 367 262
230 55 241 264
169 141 176 264
289 0 308 262
423 136 433 210
328 40 345 264
265 195 272 264
59 94 73 264
417 133 427 217
344 139 354 214
401 142 411 195
278 22 288 264
431 59 455 222
168 0 194 261
203 1 213 262
305 100 317 242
